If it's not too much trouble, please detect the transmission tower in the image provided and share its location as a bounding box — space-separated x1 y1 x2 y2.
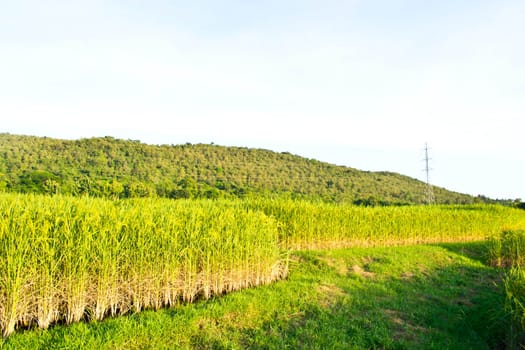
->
423 143 435 205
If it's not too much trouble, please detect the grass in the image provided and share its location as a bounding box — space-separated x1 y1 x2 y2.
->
2 193 524 340
488 229 525 348
503 267 525 348
2 242 509 349
489 229 525 267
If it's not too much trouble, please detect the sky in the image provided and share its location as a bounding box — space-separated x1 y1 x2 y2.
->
1 0 524 200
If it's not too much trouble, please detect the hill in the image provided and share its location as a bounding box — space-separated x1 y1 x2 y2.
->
0 133 476 204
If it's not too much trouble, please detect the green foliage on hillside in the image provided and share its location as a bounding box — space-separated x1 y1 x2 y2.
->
0 133 476 204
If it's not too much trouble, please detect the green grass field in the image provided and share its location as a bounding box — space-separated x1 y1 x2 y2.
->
2 193 525 347
2 243 508 349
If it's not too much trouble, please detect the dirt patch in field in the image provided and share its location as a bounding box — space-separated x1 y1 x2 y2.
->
351 264 375 278
362 256 376 264
384 309 428 342
400 272 415 279
316 283 346 308
319 257 349 276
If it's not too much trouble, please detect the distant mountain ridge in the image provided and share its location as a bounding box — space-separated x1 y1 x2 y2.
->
0 133 479 204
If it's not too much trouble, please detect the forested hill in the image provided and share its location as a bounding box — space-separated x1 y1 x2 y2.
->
0 133 477 205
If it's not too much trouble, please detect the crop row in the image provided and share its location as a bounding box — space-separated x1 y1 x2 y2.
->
488 229 525 347
2 193 525 336
0 194 284 337
249 198 525 249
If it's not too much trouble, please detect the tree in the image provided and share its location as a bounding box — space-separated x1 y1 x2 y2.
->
18 170 60 194
0 172 8 192
125 182 156 198
102 180 124 198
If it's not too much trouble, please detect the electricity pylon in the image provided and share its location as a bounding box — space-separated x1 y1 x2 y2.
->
423 143 435 205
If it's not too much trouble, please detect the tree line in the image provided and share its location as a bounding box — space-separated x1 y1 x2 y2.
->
0 133 493 205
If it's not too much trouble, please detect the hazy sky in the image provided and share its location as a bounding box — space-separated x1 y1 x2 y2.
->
1 1 524 200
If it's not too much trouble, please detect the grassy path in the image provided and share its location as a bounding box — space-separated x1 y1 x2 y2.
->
2 242 507 349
